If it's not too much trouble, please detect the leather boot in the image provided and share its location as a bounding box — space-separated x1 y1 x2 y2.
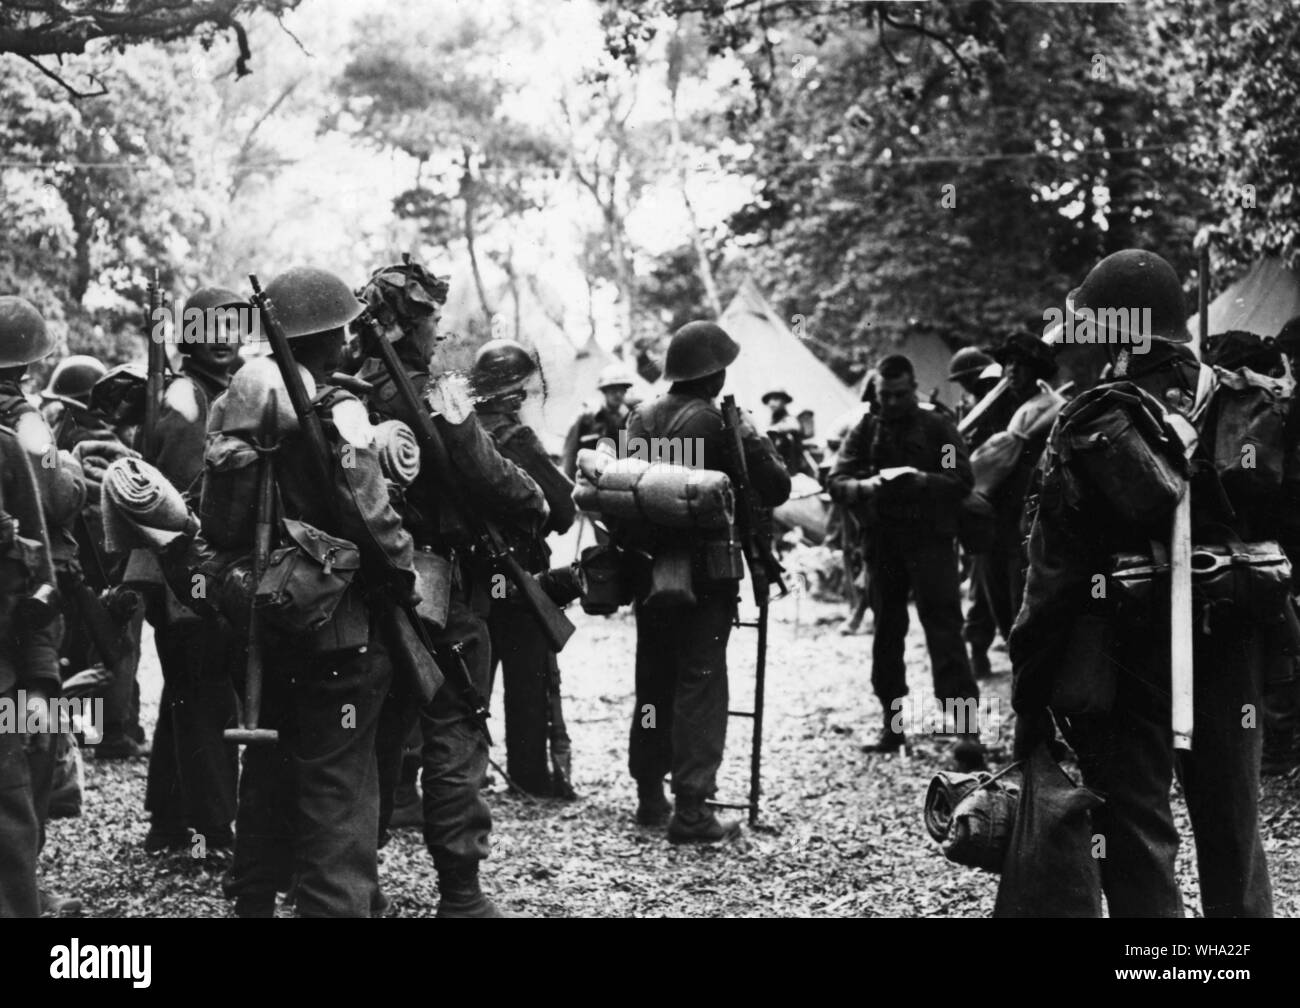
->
668 796 741 845
861 711 906 753
635 778 671 826
970 647 994 680
435 861 525 918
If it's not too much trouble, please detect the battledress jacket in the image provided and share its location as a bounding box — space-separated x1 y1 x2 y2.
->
0 425 60 696
828 403 972 538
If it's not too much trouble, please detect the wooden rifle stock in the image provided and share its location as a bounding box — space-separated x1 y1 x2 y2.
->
368 327 575 653
720 395 785 606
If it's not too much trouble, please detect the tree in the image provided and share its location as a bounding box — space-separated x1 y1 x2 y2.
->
0 0 301 97
332 8 565 340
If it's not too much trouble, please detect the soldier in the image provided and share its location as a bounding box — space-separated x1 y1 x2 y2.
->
562 364 635 479
1012 249 1292 916
41 355 147 760
140 287 244 857
0 297 85 916
471 339 578 798
947 347 1006 680
210 267 418 917
762 388 814 477
828 353 983 770
0 414 61 917
355 259 547 917
975 331 1058 665
627 321 790 843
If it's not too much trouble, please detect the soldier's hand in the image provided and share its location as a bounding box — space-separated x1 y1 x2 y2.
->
21 688 53 755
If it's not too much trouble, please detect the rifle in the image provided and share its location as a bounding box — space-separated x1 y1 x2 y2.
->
142 270 165 459
248 274 444 706
225 393 280 745
365 320 576 654
719 395 786 826
956 376 1012 437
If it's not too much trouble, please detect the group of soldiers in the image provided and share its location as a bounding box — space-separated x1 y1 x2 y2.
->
1 242 1296 918
0 257 798 918
831 248 1299 917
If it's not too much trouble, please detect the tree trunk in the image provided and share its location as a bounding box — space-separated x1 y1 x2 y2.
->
459 148 494 332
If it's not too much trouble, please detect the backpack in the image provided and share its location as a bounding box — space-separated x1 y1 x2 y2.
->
1199 366 1288 504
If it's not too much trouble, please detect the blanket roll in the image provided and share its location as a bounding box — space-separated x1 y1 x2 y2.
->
572 456 733 531
101 457 194 554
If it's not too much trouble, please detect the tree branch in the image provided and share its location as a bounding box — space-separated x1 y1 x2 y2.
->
19 52 107 99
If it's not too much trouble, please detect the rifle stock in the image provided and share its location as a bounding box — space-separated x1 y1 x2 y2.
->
143 270 165 459
367 326 575 653
248 274 444 705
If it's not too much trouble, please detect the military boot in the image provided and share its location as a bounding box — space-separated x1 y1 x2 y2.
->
861 711 906 754
435 861 525 918
668 796 741 845
635 778 671 826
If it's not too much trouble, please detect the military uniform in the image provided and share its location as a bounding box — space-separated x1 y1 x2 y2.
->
1011 250 1287 917
0 381 81 851
562 403 628 480
141 355 238 851
361 339 546 901
621 321 790 837
477 394 578 797
829 402 979 735
0 425 60 917
50 397 145 756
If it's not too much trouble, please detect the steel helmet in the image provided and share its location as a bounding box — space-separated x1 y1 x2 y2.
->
947 346 993 382
261 267 364 339
761 387 793 405
1067 249 1188 344
0 297 54 367
992 330 1059 379
42 354 107 407
596 364 635 391
471 339 537 398
662 321 739 382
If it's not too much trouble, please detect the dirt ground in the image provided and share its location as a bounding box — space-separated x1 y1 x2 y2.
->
39 593 1300 918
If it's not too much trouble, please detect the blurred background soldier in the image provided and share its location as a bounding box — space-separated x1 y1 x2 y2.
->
829 353 983 770
975 331 1059 671
1013 249 1294 916
357 258 547 917
0 296 84 916
562 364 634 479
41 355 147 762
471 339 579 799
139 286 244 859
626 320 790 843
762 387 815 477
947 347 1004 680
211 268 416 917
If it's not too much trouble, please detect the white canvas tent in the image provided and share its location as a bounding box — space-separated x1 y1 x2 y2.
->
717 279 858 435
1185 257 1300 358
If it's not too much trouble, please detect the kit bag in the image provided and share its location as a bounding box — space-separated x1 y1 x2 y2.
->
577 543 634 615
1203 367 1287 501
255 518 361 636
1054 383 1186 524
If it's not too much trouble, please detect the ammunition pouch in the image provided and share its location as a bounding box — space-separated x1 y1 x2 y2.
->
577 543 634 615
0 535 58 636
255 518 362 643
645 543 696 608
702 535 745 582
412 546 451 631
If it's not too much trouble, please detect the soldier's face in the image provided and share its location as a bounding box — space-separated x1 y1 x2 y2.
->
603 387 628 411
1006 359 1035 395
877 375 918 419
409 310 443 363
